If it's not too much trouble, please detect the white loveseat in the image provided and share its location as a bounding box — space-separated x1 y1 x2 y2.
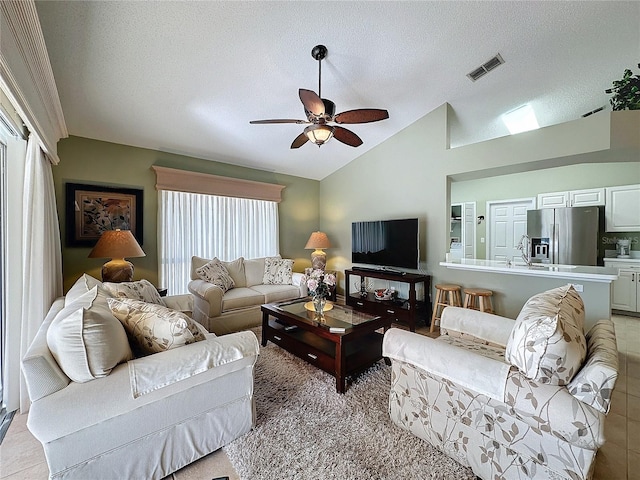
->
383 285 618 480
188 255 307 334
22 276 259 480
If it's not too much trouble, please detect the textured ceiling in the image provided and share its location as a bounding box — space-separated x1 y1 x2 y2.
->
36 1 640 180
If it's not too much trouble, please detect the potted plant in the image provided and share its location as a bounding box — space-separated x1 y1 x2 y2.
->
605 64 640 110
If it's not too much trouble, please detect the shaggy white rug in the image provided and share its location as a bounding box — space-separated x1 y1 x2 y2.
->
223 330 475 480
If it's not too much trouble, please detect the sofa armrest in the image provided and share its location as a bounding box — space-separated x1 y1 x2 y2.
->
383 328 511 401
441 306 514 347
163 293 193 313
292 272 308 296
188 279 223 317
128 330 259 398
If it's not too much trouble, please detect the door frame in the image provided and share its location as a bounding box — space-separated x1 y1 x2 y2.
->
485 197 536 260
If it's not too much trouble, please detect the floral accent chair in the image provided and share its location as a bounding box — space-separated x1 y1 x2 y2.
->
382 284 618 480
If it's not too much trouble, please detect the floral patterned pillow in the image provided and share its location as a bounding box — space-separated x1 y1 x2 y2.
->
195 258 235 292
107 298 206 356
505 284 587 386
103 279 165 306
262 257 293 285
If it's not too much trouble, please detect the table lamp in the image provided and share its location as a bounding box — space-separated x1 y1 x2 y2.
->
88 229 145 282
305 231 331 271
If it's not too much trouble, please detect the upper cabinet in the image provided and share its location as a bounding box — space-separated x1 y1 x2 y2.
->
537 188 605 209
606 184 640 232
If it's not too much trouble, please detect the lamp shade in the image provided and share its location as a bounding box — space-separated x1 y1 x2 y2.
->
304 125 334 146
305 231 331 250
88 229 145 259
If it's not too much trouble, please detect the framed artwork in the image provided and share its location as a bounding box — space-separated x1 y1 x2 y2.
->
66 183 143 247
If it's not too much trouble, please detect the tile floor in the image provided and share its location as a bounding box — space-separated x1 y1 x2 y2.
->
0 314 638 480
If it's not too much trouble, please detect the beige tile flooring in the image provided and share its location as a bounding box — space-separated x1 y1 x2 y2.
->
1 314 638 480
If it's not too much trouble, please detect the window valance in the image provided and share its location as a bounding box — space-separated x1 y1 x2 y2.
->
151 165 285 203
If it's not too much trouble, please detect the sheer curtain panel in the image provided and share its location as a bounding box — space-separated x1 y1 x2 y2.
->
159 190 279 294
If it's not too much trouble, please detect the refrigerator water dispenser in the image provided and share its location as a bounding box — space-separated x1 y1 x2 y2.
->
530 237 550 263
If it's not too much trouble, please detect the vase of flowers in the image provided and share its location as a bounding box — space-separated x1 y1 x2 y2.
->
306 269 336 314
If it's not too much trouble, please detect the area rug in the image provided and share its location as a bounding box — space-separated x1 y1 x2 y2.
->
223 329 475 480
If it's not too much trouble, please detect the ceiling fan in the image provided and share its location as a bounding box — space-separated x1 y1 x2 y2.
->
250 45 389 149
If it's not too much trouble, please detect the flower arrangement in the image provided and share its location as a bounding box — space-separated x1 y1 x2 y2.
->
306 269 336 300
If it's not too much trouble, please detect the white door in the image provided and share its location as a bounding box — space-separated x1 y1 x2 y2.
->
463 202 476 258
487 198 535 261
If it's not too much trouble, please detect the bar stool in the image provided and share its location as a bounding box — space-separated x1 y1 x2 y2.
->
463 288 494 314
430 284 462 332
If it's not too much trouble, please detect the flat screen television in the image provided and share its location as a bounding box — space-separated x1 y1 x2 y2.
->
351 218 419 270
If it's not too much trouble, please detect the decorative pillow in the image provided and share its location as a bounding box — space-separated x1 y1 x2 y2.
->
262 257 294 285
107 298 206 355
103 279 165 306
47 286 133 383
195 258 235 292
65 273 105 306
505 284 587 386
222 257 246 288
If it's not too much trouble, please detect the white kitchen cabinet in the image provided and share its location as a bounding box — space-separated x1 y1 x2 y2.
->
606 184 640 232
570 188 605 207
537 191 568 208
604 259 640 312
537 187 604 209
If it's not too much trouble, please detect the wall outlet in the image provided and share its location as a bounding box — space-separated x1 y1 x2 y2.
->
570 283 584 292
481 237 485 243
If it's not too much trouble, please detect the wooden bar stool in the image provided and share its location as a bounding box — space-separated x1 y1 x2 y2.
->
463 288 494 314
430 284 462 332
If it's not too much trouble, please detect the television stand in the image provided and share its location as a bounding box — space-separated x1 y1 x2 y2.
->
345 269 431 332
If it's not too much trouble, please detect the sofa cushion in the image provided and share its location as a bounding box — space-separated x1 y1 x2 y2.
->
103 279 165 306
107 298 206 355
250 284 303 304
245 256 274 287
65 273 104 306
505 284 587 386
47 286 133 383
262 257 293 285
221 287 265 311
196 258 235 292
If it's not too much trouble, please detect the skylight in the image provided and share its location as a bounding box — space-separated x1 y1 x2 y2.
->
502 104 539 135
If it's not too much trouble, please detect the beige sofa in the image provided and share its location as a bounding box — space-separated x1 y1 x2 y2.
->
188 255 307 334
383 285 618 480
22 276 259 480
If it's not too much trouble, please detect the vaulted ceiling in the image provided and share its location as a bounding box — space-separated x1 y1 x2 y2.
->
36 1 640 180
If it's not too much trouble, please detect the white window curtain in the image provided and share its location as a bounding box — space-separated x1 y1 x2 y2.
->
159 190 279 294
2 134 62 413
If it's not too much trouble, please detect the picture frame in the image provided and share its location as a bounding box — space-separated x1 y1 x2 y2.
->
65 183 143 247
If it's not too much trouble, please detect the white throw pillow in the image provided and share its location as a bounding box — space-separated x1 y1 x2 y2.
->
47 286 133 383
195 258 235 292
107 298 207 355
262 257 294 285
505 284 586 386
103 279 165 305
65 273 105 306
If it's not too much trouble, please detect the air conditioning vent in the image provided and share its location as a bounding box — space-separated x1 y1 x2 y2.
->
467 54 505 82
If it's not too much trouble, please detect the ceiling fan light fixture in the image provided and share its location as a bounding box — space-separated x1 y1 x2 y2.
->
304 124 334 146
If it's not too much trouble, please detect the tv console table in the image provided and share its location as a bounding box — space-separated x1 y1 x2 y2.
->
345 268 431 332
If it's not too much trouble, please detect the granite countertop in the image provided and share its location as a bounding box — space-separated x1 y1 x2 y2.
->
440 258 618 282
603 257 640 264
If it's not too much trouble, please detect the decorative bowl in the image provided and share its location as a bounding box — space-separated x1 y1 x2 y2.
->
374 289 393 301
304 301 333 312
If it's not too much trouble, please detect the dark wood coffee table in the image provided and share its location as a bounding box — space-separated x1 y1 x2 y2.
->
261 299 392 393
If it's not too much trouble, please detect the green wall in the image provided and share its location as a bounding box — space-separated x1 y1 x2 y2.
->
53 136 319 292
451 162 640 258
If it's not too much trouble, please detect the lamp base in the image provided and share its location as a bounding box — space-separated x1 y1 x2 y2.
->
310 250 327 271
102 259 134 283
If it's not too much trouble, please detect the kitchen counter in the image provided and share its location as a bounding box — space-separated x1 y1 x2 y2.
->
603 257 640 264
440 259 618 283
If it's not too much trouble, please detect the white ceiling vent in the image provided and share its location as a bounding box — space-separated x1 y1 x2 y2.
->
467 54 505 81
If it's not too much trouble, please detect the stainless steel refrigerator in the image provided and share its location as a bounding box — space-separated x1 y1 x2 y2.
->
527 206 599 266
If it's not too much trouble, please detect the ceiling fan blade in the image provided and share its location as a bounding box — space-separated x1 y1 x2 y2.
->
299 89 325 116
290 132 309 149
250 119 309 124
333 126 363 147
334 109 389 124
